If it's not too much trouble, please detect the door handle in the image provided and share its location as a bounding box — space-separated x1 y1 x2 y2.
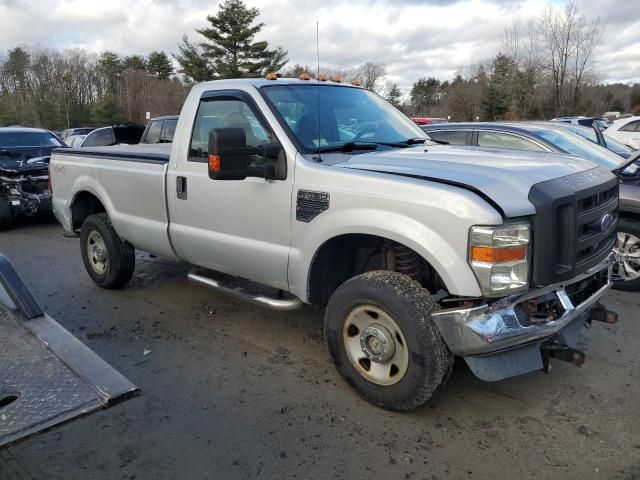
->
176 176 187 200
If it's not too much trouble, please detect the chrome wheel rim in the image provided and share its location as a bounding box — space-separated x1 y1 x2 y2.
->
87 231 108 275
613 231 640 282
342 305 409 386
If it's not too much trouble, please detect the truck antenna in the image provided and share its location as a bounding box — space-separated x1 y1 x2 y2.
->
315 20 322 162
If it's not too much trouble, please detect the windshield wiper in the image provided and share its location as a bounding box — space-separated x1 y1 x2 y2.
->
372 138 428 148
316 138 428 153
317 142 379 153
613 150 640 175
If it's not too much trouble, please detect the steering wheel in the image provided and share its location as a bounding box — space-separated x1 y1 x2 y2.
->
352 125 378 141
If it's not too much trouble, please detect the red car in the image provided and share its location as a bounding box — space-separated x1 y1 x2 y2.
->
412 117 448 125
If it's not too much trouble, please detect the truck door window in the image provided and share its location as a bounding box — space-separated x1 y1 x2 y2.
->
161 119 177 142
477 131 545 152
189 94 273 163
82 128 116 147
145 121 162 144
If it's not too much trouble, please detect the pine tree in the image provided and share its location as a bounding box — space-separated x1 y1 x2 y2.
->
147 51 174 79
122 55 147 71
385 83 402 108
483 54 513 120
195 0 288 78
174 35 214 82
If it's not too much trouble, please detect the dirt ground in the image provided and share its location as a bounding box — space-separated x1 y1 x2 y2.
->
1 217 639 480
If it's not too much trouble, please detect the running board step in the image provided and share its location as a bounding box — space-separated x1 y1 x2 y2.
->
188 269 303 311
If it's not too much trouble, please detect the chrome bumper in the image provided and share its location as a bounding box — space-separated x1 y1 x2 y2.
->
432 253 615 356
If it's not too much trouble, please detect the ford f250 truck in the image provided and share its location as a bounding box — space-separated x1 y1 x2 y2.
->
50 77 619 410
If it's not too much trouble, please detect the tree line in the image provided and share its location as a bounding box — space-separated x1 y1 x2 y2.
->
1 0 639 131
408 2 640 121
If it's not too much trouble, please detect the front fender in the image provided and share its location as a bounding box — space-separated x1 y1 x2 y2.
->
288 207 484 302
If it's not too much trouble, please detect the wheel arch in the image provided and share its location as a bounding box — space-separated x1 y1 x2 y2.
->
70 189 108 231
301 227 477 306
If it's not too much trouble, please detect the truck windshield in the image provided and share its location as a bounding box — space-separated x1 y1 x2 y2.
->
261 84 429 152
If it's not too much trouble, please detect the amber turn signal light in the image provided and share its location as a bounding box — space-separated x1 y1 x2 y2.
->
470 245 526 263
208 154 221 173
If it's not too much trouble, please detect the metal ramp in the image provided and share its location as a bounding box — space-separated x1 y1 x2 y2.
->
0 255 139 448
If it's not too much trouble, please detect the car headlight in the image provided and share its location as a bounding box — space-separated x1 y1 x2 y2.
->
468 222 530 296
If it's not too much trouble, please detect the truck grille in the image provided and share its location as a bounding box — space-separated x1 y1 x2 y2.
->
529 168 618 287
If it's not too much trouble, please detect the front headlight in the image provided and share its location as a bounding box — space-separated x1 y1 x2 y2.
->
469 222 530 296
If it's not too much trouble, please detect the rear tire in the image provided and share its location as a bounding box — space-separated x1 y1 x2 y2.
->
0 197 12 231
324 270 453 411
612 217 640 291
80 213 135 289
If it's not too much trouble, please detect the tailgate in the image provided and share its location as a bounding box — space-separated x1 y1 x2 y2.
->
0 255 139 448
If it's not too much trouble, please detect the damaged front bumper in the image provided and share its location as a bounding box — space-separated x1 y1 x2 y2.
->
432 252 616 381
5 189 52 216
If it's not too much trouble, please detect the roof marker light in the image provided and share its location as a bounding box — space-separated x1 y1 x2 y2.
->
351 79 361 86
298 72 311 80
330 75 342 83
318 74 327 81
265 72 278 80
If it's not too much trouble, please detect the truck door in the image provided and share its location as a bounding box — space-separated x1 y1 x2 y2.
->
167 90 293 291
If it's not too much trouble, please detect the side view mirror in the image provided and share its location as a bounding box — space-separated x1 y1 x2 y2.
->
208 128 254 180
208 128 284 181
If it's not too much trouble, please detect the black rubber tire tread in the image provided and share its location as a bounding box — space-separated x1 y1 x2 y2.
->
0 196 12 231
613 217 640 292
80 213 135 289
324 270 454 411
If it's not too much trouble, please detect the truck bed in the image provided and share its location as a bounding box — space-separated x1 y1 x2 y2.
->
51 144 175 259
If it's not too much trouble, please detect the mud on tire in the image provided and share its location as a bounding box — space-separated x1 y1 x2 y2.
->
80 213 135 289
324 270 453 411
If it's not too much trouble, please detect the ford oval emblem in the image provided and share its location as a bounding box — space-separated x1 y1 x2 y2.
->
600 212 613 232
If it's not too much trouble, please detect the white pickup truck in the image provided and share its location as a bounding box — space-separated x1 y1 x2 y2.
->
50 77 619 410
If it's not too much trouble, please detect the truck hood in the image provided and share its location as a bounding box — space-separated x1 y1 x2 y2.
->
336 145 601 217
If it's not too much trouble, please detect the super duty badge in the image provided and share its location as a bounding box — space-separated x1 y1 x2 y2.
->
296 190 330 223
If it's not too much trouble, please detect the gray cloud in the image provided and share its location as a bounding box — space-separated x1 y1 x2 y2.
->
0 0 637 91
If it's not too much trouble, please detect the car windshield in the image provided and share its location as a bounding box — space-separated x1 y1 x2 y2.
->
0 131 62 147
534 128 625 171
563 125 598 143
261 84 430 152
604 135 634 156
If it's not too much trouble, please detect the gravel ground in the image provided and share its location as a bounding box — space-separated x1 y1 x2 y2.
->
1 217 639 480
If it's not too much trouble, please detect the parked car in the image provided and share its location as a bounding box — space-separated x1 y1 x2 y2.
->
423 121 640 290
76 123 145 148
0 127 65 230
605 116 640 150
550 116 609 131
542 122 635 159
140 115 179 144
59 127 94 140
412 117 448 125
51 77 619 410
64 134 87 147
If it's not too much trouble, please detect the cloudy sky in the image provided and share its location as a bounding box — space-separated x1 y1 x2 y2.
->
0 0 638 91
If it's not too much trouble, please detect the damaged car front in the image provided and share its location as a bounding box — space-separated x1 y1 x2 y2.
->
0 128 64 230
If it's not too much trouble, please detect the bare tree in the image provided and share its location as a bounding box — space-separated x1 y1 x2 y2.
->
540 1 603 115
354 62 386 93
502 19 543 119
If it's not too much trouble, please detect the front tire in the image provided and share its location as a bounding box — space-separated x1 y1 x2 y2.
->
324 271 453 411
612 217 640 291
0 196 13 231
80 213 135 289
